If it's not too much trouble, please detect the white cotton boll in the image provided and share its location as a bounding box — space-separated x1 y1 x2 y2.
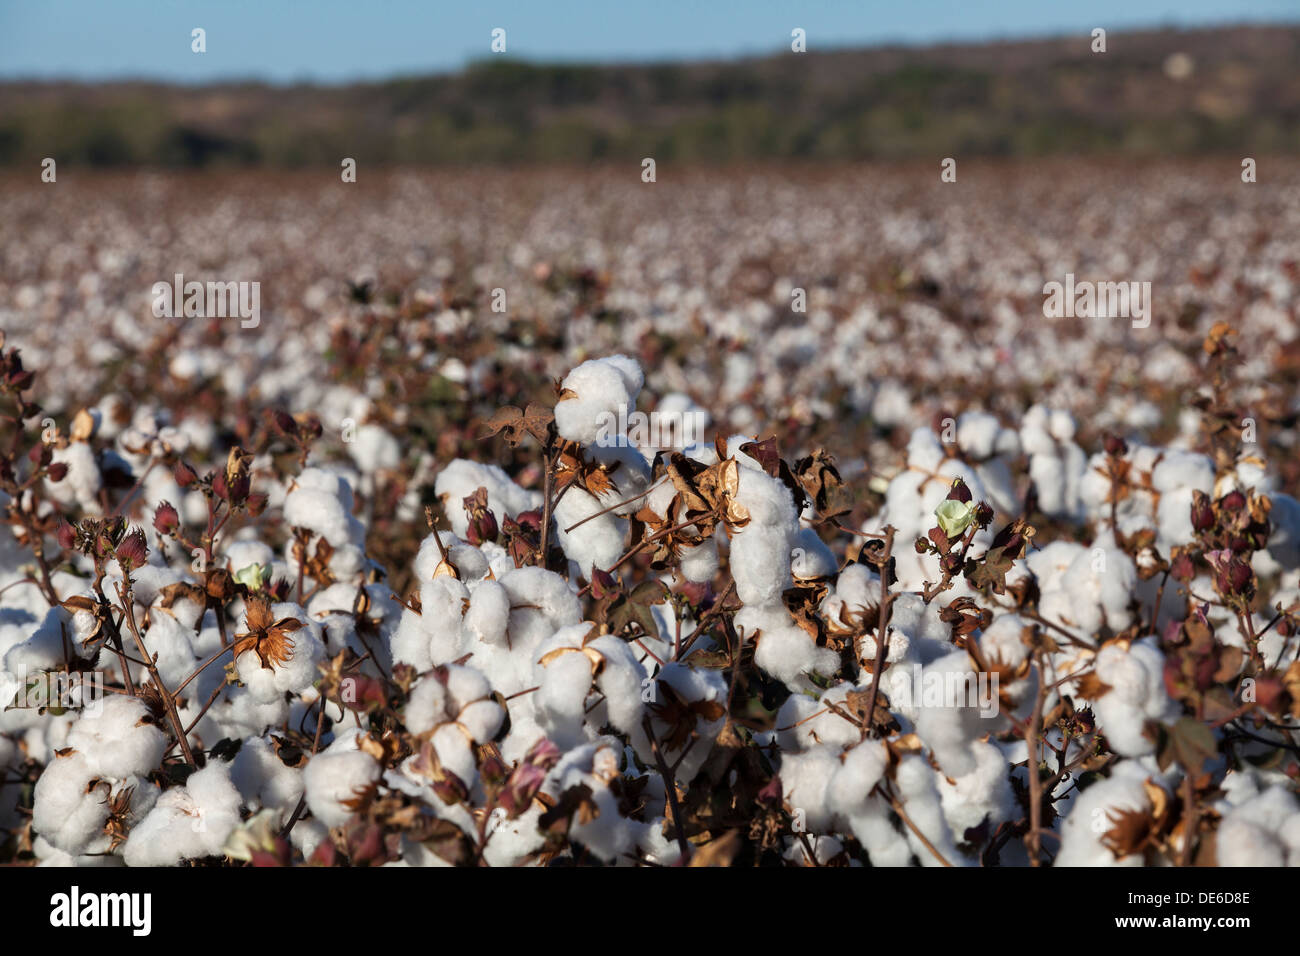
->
67 695 167 780
122 762 242 867
434 460 542 538
779 745 840 832
390 610 434 672
4 606 94 679
283 467 366 551
230 735 303 818
979 613 1031 678
1089 639 1179 757
413 531 489 583
957 412 1002 460
776 682 862 752
679 536 719 583
912 649 991 778
754 622 840 690
586 442 653 505
32 751 110 854
886 591 950 663
586 635 647 736
1048 409 1076 442
937 741 1015 839
730 524 793 607
1215 786 1300 866
348 424 401 473
46 442 102 513
234 603 325 702
462 579 510 647
536 650 594 749
1056 767 1158 867
895 754 963 866
499 566 583 648
554 355 644 445
826 739 890 817
223 540 276 576
553 487 626 578
303 734 381 828
791 527 837 580
206 684 290 741
143 611 199 690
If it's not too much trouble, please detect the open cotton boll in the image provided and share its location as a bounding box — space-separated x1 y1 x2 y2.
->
754 620 840 691
122 761 242 867
826 739 890 817
895 754 963 867
303 731 382 828
775 682 863 752
32 751 111 854
413 531 490 583
230 735 304 819
632 663 727 784
283 467 366 549
499 566 583 649
1055 766 1159 866
1089 639 1179 757
1214 786 1300 866
204 684 290 741
461 578 511 647
433 459 542 538
957 411 1003 461
678 535 719 583
912 649 995 778
937 741 1015 839
45 442 102 513
730 524 794 608
554 355 644 446
791 527 837 580
234 603 325 702
4 606 94 679
553 486 626 578
142 610 199 689
783 746 842 832
584 635 648 736
536 648 595 750
66 695 167 781
404 664 502 742
347 423 401 473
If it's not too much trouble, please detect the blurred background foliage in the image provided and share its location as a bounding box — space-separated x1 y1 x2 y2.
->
1 25 1297 167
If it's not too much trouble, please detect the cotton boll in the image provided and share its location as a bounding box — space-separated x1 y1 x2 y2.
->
142 611 199 690
222 539 276 577
499 566 583 650
826 739 890 818
348 424 401 473
413 531 490 584
230 736 304 819
535 650 594 750
433 460 543 537
585 635 647 737
633 663 727 784
206 684 290 741
122 762 242 866
32 751 111 854
894 754 963 866
553 486 626 578
303 732 381 828
754 621 840 691
912 649 994 778
554 355 644 445
45 442 102 513
775 682 863 752
937 740 1015 839
1089 639 1179 757
791 527 837 580
957 411 1002 461
679 536 719 583
1215 786 1300 866
462 579 511 647
234 603 325 702
779 745 840 832
390 609 434 672
1056 766 1159 866
67 695 167 781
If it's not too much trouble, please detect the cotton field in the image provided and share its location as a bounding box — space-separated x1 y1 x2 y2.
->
2 161 1299 868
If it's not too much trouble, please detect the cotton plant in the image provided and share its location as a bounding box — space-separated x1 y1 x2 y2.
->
4 330 1300 869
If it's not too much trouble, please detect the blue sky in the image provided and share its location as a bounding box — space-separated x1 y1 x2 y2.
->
1 0 1296 84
